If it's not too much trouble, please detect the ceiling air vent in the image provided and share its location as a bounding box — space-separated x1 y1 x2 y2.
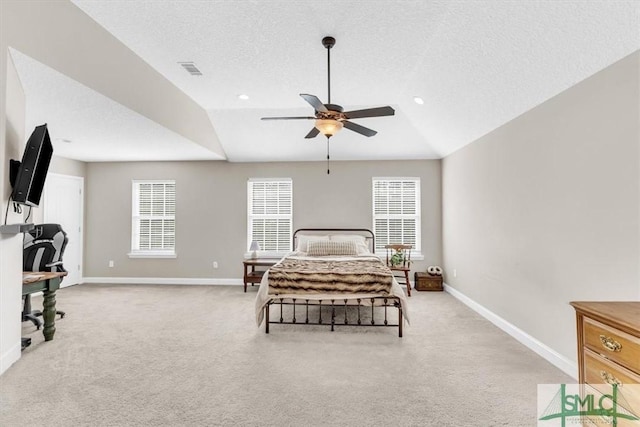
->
178 62 202 76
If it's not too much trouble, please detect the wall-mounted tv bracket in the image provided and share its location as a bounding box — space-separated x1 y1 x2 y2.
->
9 159 20 188
1 159 32 234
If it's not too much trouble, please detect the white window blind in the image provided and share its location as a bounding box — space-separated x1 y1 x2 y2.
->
248 179 292 253
131 180 176 256
372 178 421 252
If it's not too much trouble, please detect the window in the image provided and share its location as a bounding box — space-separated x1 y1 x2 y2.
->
247 178 292 255
372 178 421 253
130 180 176 258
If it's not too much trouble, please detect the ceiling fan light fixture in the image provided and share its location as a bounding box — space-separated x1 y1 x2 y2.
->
260 36 394 142
315 119 343 137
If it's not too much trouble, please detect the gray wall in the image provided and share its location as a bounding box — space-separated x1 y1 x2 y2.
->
85 160 441 279
50 156 88 178
442 51 640 364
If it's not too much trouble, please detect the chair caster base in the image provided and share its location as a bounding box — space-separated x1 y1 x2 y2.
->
21 337 31 351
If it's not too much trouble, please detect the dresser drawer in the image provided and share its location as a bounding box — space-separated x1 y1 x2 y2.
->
584 317 640 374
584 349 640 421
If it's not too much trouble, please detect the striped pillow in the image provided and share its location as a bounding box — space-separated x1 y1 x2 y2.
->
307 240 357 256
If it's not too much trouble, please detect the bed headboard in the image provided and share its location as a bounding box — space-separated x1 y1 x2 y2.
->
293 228 375 253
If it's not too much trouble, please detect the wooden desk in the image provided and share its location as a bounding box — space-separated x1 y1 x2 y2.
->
23 272 66 341
243 258 279 292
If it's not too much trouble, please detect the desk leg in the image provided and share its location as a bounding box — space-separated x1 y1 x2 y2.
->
243 265 248 292
42 287 57 341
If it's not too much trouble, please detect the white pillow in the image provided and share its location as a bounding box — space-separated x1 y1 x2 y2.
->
330 234 371 255
330 234 366 243
295 234 330 252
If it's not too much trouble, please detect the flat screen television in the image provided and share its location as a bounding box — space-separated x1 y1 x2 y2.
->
10 124 53 207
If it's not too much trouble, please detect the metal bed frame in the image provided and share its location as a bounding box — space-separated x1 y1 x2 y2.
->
263 228 404 337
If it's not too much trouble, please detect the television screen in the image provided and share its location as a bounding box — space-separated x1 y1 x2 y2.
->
11 124 53 207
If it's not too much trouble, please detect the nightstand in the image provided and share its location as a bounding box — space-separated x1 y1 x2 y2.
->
243 258 279 292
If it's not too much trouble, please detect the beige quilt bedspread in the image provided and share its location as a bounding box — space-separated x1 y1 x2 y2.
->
268 256 394 294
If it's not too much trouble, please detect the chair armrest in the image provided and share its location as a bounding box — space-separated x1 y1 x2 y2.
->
45 261 63 267
45 261 66 273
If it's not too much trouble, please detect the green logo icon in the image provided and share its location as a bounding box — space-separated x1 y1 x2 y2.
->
538 384 640 426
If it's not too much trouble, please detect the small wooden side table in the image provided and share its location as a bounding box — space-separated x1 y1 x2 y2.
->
243 258 279 292
414 272 443 291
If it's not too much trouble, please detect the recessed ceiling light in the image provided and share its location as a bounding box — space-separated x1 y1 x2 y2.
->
413 96 424 105
238 94 249 100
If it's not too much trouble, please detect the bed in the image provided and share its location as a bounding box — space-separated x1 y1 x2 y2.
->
254 228 410 337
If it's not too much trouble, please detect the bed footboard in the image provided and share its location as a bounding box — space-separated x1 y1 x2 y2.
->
264 297 403 337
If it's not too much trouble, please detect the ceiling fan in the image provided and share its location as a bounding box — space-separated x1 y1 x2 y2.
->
261 36 395 139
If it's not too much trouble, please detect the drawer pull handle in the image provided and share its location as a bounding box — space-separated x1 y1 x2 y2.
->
599 370 623 387
599 335 622 352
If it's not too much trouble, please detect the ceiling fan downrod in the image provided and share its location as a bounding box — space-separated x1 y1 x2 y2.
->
322 36 335 104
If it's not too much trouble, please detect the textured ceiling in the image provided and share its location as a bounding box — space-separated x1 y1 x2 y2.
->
16 1 640 162
11 50 222 162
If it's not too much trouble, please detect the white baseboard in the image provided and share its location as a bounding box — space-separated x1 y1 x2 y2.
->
0 341 21 376
82 277 244 286
444 283 577 379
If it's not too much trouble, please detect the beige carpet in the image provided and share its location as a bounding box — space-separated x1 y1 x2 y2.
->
0 284 572 426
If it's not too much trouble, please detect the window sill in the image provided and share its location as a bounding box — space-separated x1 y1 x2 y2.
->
128 252 177 259
374 252 424 261
244 252 288 259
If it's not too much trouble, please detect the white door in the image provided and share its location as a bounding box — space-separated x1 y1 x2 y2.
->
43 174 84 287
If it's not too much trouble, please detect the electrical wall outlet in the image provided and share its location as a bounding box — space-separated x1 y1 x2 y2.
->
213 261 218 269
453 269 457 278
108 260 114 268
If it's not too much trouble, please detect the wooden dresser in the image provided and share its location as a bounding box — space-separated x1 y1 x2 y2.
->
571 301 640 421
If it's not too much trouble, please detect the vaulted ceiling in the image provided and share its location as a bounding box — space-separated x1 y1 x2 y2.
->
12 1 640 162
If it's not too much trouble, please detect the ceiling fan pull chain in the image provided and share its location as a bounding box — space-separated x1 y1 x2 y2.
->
327 137 331 174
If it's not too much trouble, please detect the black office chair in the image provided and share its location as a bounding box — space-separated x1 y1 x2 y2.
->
22 224 68 329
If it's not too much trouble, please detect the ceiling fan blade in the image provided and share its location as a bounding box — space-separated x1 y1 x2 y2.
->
304 127 320 139
343 120 377 137
300 94 328 113
261 116 315 120
343 106 395 119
